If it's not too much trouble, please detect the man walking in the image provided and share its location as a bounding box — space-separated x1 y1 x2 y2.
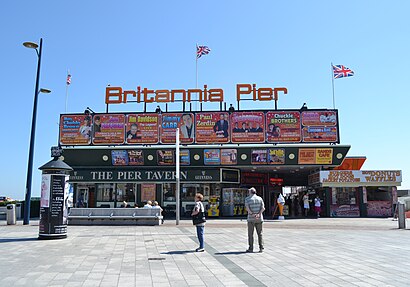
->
245 187 265 253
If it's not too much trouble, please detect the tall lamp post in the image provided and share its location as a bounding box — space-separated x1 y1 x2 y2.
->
23 38 51 225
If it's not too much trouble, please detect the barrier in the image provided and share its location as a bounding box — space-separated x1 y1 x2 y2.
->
68 208 163 225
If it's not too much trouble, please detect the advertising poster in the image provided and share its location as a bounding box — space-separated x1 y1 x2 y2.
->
127 150 144 165
158 150 174 165
204 149 221 165
230 112 265 143
40 174 51 208
112 150 129 166
221 149 237 165
302 126 338 143
196 112 230 144
301 111 337 126
298 148 316 164
315 148 333 164
39 174 68 236
125 114 159 144
159 113 191 144
251 149 267 164
59 114 92 145
141 183 156 202
267 148 285 164
93 114 125 145
265 111 301 143
180 150 190 165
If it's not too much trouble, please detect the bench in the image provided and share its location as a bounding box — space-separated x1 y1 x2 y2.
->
68 208 163 225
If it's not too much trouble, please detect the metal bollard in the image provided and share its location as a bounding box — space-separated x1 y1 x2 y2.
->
398 203 406 229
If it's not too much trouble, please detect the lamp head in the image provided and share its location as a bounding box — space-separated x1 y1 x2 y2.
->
23 42 39 49
39 88 51 94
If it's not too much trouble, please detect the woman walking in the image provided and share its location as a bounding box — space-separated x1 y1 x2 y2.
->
191 193 206 252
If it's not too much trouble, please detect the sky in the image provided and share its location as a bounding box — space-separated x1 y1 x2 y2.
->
1 1 409 200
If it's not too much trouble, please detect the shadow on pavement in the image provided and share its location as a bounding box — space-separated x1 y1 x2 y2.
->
161 250 196 255
214 251 247 255
0 237 38 243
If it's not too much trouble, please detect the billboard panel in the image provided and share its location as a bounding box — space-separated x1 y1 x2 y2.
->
266 111 301 143
92 114 125 145
160 113 195 144
125 114 159 144
196 112 230 144
231 112 265 143
59 115 92 145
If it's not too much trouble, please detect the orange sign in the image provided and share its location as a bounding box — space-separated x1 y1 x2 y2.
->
105 84 288 104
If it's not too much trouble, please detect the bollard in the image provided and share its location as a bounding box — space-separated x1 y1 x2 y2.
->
398 203 406 229
6 204 16 225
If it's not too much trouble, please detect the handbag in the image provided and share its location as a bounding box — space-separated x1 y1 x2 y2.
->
192 211 206 225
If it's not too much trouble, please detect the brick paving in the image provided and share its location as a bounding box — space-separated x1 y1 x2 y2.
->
0 217 409 286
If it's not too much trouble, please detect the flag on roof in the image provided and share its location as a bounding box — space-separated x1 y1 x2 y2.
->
66 73 72 85
197 45 211 59
333 65 354 79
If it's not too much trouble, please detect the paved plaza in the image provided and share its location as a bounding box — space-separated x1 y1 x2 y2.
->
1 217 409 287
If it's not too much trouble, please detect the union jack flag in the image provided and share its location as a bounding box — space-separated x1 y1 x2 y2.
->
66 73 72 85
197 45 211 59
333 65 354 79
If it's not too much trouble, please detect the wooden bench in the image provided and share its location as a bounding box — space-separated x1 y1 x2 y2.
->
68 208 163 225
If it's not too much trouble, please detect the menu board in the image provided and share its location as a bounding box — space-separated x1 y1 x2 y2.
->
141 183 156 202
59 115 92 145
125 114 159 144
230 112 265 143
93 114 125 145
196 112 230 144
266 111 301 143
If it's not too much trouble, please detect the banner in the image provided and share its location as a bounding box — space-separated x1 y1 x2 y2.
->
230 112 265 143
251 149 267 164
111 150 129 166
126 114 159 144
93 114 125 145
266 111 301 143
196 112 230 144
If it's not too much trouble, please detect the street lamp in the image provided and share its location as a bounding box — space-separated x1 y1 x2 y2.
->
23 38 51 225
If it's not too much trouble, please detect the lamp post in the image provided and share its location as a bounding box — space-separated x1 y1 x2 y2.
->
23 38 51 225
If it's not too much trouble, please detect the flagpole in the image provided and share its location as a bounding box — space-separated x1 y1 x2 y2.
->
65 70 70 113
331 63 335 109
196 44 198 111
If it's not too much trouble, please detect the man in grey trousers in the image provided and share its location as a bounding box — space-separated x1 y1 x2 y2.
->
244 187 265 253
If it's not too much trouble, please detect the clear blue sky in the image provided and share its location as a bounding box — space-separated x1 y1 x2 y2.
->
1 1 409 200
